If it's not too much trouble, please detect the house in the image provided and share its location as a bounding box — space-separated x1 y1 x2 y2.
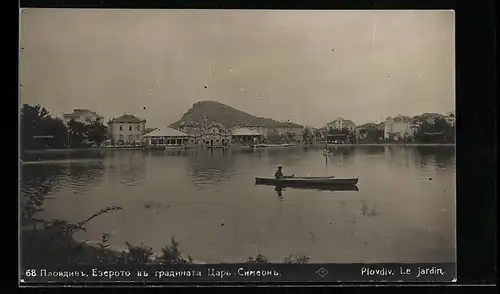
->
302 126 316 143
355 123 384 142
412 113 446 125
262 125 304 142
143 127 158 135
355 122 384 132
239 125 268 138
143 128 188 148
63 109 103 125
177 122 202 145
384 115 414 140
327 133 348 144
201 123 232 147
326 118 356 132
355 122 378 132
232 127 263 145
228 123 303 143
177 121 231 147
107 114 146 144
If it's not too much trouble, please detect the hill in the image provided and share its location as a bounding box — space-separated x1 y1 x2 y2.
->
170 101 303 129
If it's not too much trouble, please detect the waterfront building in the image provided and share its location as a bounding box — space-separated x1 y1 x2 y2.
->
201 123 232 147
231 127 263 145
107 114 146 144
177 121 231 148
355 123 384 142
143 127 188 148
177 122 203 145
261 126 304 142
326 117 356 132
63 109 103 125
327 133 348 144
384 115 413 140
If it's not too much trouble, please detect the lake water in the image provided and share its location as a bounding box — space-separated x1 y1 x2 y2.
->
20 146 456 263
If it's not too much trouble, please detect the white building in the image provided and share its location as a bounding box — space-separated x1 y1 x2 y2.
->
143 127 188 147
232 127 263 144
326 117 356 132
177 121 231 147
63 109 103 125
384 115 414 139
201 123 232 147
263 126 304 142
107 114 146 144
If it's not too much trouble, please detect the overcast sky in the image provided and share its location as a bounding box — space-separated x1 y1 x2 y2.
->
20 9 454 128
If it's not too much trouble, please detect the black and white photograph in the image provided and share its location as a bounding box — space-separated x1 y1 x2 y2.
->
19 9 456 279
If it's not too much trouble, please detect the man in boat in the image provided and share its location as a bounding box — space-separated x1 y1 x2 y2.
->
275 165 284 180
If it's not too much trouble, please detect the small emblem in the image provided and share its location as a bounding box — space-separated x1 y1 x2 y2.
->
316 268 328 278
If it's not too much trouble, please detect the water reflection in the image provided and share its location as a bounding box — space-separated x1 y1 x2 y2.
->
275 186 283 199
187 148 234 188
64 162 106 194
272 184 359 198
20 147 455 263
415 146 455 168
106 151 146 187
383 146 413 168
360 146 385 155
360 201 380 217
147 149 196 157
325 152 352 167
21 164 68 227
22 150 108 162
230 147 256 155
327 146 354 157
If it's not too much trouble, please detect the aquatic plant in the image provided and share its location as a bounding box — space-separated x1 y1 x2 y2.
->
21 202 310 267
283 253 311 264
155 237 194 264
245 253 271 264
122 242 155 265
21 205 125 267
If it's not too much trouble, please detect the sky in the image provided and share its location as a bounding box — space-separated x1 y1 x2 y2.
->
19 9 455 128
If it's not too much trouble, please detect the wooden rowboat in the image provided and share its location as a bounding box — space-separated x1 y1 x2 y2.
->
274 184 359 192
283 176 336 180
255 176 358 186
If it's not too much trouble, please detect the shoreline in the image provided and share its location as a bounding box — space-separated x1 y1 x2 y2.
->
323 143 455 147
22 143 456 154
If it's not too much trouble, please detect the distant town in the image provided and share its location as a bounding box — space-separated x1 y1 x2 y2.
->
20 102 455 152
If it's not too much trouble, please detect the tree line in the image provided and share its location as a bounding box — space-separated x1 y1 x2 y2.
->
302 116 455 144
20 104 108 152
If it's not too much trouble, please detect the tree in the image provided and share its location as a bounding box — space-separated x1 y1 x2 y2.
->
403 132 411 143
413 117 453 143
20 104 68 151
444 124 455 143
267 132 282 144
67 119 88 148
361 126 383 143
42 118 69 148
87 121 108 146
302 128 311 143
21 104 50 150
314 129 324 141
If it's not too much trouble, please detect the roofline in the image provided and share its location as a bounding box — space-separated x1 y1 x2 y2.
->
64 109 103 116
109 119 147 123
144 134 188 137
